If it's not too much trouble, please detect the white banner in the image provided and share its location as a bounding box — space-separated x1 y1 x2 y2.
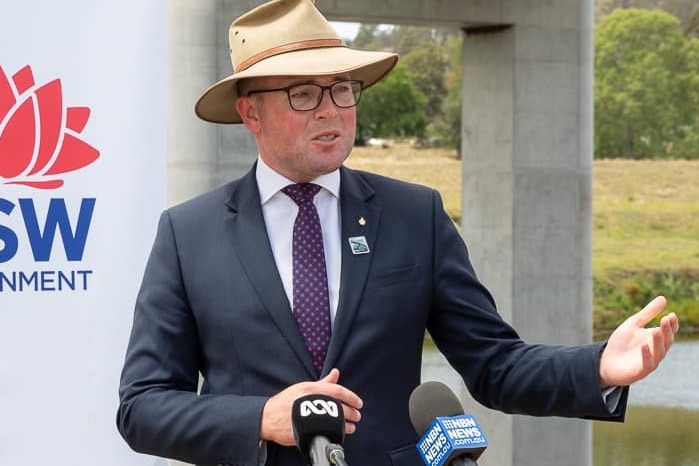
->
0 1 166 464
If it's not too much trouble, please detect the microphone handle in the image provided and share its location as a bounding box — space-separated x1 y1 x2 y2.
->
309 435 332 466
326 443 350 466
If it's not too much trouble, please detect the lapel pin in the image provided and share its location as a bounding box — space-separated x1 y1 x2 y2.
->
348 236 370 255
358 216 367 226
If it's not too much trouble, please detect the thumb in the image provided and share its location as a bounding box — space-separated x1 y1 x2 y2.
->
320 368 340 384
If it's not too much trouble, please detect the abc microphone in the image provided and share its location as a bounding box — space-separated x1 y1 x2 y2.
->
409 381 489 466
291 394 347 466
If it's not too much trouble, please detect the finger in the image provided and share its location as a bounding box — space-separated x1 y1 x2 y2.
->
345 421 357 435
665 312 680 334
649 327 667 367
333 387 363 411
640 342 655 377
343 404 361 424
660 315 677 351
320 368 341 385
320 368 363 410
629 296 667 328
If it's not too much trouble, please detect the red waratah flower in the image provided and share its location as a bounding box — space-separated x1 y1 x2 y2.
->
0 65 100 189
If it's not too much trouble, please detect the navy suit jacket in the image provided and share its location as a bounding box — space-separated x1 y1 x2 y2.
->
117 165 626 466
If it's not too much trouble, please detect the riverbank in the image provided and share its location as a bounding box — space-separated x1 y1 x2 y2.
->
347 143 699 334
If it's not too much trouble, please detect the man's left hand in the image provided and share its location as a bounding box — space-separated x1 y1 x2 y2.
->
599 295 680 388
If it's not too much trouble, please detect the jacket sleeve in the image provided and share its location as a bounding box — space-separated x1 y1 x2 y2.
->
425 190 627 421
116 210 268 465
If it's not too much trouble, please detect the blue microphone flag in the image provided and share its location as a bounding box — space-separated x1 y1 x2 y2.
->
416 414 488 466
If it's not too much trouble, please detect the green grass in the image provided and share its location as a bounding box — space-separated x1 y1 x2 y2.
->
347 143 699 332
592 159 699 274
348 144 699 274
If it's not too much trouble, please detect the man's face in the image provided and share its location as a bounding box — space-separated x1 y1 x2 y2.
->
236 74 357 183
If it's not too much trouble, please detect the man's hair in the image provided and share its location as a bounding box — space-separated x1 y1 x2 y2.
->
236 78 256 98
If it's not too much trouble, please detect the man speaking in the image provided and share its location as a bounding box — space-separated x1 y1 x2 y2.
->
116 1 680 465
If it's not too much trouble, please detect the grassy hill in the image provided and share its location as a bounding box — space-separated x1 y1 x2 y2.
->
346 143 699 334
592 159 699 273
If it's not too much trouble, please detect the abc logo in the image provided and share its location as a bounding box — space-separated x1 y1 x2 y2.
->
300 399 339 418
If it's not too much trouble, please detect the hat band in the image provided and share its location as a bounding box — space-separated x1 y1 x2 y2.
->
235 38 346 73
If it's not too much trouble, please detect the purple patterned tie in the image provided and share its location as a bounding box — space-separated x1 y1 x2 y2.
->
281 183 331 374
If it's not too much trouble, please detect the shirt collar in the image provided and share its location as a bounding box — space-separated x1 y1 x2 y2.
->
256 156 340 204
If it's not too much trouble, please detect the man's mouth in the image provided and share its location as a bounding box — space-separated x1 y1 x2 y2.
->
314 133 339 142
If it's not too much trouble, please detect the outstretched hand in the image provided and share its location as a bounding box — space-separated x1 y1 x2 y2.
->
259 368 363 446
599 296 679 388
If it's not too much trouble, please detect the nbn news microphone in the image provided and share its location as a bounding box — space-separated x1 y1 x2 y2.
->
409 381 489 466
291 394 349 466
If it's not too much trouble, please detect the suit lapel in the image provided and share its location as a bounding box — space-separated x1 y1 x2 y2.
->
224 167 317 377
323 167 380 373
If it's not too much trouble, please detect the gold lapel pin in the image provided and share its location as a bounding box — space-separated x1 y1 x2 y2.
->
358 216 367 226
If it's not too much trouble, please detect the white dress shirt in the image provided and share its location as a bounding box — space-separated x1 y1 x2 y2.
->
255 157 342 323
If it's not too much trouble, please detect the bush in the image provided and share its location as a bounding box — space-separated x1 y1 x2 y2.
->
593 268 699 335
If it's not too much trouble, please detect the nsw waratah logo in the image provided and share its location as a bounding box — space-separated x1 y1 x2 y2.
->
0 64 100 189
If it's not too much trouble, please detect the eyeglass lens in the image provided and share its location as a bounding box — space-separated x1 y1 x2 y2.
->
288 81 361 111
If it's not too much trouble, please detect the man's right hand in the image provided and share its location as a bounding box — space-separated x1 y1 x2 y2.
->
259 368 363 446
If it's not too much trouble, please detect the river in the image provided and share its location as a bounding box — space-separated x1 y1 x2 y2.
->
594 340 699 466
422 340 699 465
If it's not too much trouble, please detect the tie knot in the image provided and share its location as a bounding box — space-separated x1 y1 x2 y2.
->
281 183 321 206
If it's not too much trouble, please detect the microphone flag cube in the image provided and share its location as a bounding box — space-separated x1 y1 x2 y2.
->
416 415 488 466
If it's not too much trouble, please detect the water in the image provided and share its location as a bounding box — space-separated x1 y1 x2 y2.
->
625 340 699 411
422 340 699 465
593 405 699 466
595 340 699 466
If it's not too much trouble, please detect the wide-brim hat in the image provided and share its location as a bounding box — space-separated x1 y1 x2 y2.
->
195 0 399 124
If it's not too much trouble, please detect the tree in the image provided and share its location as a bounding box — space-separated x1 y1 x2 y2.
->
391 25 434 56
672 35 699 157
595 0 699 28
594 8 699 158
350 24 394 51
351 24 378 49
356 64 427 141
433 34 464 154
685 5 699 37
350 24 465 143
401 44 449 120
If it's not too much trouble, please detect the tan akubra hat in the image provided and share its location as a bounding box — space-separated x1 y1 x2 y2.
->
194 0 399 124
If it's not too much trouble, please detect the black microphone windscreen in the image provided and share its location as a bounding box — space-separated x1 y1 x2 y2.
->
291 394 345 460
409 381 465 435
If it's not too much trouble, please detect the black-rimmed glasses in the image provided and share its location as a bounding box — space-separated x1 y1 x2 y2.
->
246 79 363 111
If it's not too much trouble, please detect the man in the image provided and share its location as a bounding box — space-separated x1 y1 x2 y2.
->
116 1 679 465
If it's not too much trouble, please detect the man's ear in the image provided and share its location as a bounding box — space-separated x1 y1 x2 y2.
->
236 96 262 134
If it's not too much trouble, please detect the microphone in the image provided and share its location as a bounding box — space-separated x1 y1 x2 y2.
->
291 394 347 466
409 381 488 466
